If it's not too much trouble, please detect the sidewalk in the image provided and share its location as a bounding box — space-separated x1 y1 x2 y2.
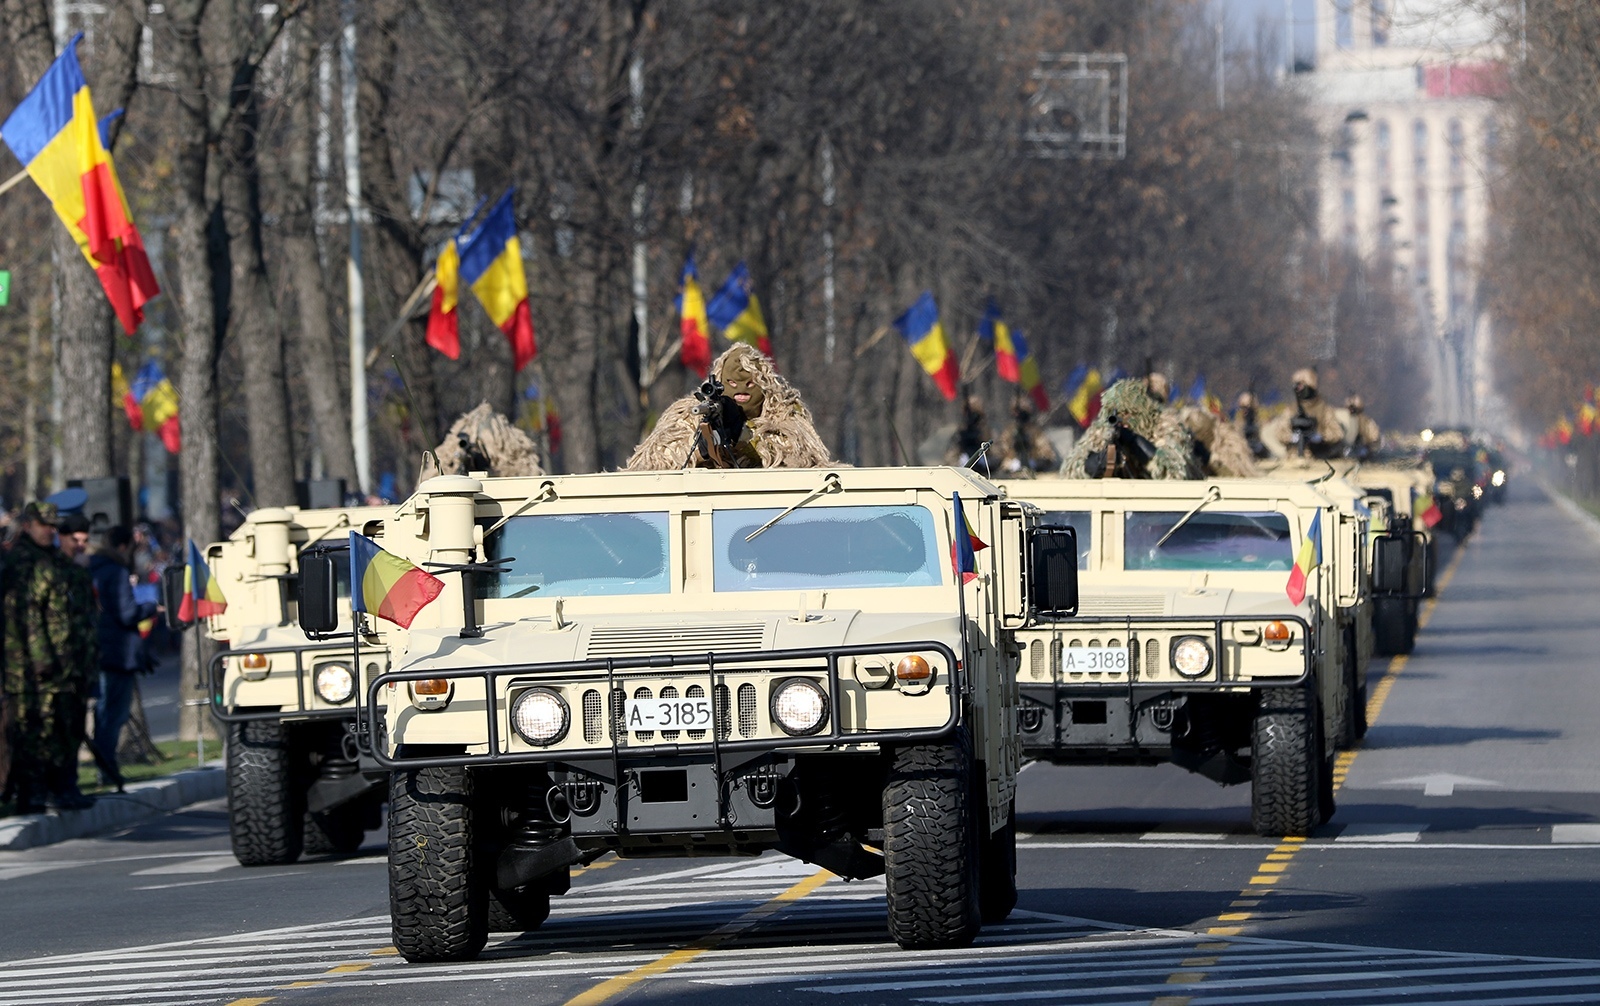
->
0 767 224 852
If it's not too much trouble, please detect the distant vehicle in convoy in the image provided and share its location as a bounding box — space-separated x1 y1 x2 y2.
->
296 468 1080 961
1348 458 1433 655
200 505 393 866
998 477 1367 836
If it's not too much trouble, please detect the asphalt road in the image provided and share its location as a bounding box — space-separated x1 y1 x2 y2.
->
2 479 1597 1006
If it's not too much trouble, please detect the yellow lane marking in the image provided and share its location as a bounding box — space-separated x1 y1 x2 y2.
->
1248 875 1279 885
369 946 398 956
1204 926 1242 937
1216 913 1251 922
326 964 371 974
562 869 833 1006
226 1000 275 1006
1182 957 1220 967
1167 972 1207 983
1152 998 1193 1006
281 982 323 988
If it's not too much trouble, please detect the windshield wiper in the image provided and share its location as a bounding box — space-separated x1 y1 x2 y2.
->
482 481 558 540
744 472 843 542
1152 485 1223 551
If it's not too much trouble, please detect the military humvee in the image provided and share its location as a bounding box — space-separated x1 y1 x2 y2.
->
297 467 1078 961
1346 460 1432 655
998 478 1365 836
205 505 392 865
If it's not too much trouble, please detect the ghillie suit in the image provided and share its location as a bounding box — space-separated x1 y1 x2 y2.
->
434 402 545 477
1182 406 1260 478
1063 379 1200 480
627 344 832 471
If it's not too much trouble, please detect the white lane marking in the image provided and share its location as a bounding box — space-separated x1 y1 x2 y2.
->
1020 840 1600 851
131 855 237 876
1385 773 1503 797
0 864 75 883
1138 831 1227 841
130 870 307 891
1551 823 1600 844
1334 823 1427 843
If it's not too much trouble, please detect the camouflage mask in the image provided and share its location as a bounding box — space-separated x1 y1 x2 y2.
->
718 359 765 418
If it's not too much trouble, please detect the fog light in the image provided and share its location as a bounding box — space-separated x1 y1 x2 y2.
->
511 688 569 746
771 678 829 736
313 662 355 704
1170 637 1213 678
895 654 932 681
1264 621 1291 642
410 678 452 710
238 652 269 681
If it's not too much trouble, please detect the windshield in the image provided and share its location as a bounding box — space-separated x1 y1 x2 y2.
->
713 505 943 591
483 512 671 598
1124 511 1294 572
1039 510 1092 570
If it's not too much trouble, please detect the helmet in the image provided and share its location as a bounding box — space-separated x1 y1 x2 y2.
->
1145 373 1171 404
1345 394 1365 413
1291 368 1318 391
1237 391 1257 409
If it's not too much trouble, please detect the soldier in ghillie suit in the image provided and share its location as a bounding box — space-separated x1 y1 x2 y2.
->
1181 405 1261 477
434 402 545 478
1262 368 1347 459
627 343 832 470
994 398 1060 477
1 503 97 812
1062 378 1200 480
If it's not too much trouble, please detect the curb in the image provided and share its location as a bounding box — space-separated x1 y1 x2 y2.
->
1537 479 1600 547
0 767 226 852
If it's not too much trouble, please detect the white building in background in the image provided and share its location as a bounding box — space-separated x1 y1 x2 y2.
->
1302 0 1503 427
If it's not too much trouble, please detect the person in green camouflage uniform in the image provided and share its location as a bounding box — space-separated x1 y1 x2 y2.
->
1 503 97 812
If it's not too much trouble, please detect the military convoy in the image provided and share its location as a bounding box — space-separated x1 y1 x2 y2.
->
998 477 1363 835
292 467 1079 961
202 504 393 866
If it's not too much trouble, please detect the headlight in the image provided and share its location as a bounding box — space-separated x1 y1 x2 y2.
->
511 688 569 746
1171 637 1213 678
1492 470 1506 487
770 678 829 736
313 662 355 704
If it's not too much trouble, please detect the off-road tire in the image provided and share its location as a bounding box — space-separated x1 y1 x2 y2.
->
228 721 303 866
1250 688 1322 837
1334 633 1362 750
1373 596 1413 656
978 801 1018 924
389 767 487 962
487 885 552 933
303 804 366 857
884 739 982 949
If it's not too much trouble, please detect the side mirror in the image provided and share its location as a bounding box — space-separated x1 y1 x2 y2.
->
1371 534 1409 594
1029 526 1079 620
161 564 190 631
298 550 340 636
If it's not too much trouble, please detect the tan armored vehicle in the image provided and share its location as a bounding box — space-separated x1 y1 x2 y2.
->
297 467 1079 961
1346 459 1433 654
998 477 1366 836
204 505 393 865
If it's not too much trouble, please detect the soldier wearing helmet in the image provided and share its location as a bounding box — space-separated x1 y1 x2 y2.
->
1232 391 1270 459
1262 368 1347 459
1341 394 1382 460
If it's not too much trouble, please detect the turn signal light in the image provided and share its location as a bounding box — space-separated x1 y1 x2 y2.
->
413 678 451 696
895 655 932 681
1263 621 1291 643
241 653 268 669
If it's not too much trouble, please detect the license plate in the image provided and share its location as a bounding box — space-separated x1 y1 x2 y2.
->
624 697 714 731
1061 646 1129 673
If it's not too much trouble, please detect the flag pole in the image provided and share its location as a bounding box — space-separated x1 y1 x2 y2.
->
0 167 30 199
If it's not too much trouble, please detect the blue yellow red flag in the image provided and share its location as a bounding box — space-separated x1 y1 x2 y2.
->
894 292 958 401
678 252 712 377
987 302 1020 383
707 262 772 357
950 492 987 584
0 34 159 335
130 359 180 452
457 190 536 371
426 237 461 360
350 532 444 629
1285 510 1322 605
178 540 226 621
1011 329 1049 412
1066 366 1104 426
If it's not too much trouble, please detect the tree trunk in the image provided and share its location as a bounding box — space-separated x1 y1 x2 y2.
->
268 20 358 488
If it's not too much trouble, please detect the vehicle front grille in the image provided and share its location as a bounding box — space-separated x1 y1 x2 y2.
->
658 685 679 741
586 622 767 658
1146 638 1161 678
738 683 757 737
632 686 653 742
582 689 603 743
685 684 707 740
1076 595 1167 617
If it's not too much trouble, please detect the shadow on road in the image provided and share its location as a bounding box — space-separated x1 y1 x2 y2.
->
1360 724 1561 748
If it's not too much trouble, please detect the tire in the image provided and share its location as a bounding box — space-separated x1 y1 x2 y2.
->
1373 596 1412 656
1250 688 1322 837
228 721 303 867
978 801 1018 925
884 739 982 949
303 804 366 857
1333 630 1360 749
487 884 552 933
1354 680 1369 741
389 767 487 962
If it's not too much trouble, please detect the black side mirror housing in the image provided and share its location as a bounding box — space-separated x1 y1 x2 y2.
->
1371 534 1409 594
161 564 190 631
298 551 340 636
1029 526 1080 620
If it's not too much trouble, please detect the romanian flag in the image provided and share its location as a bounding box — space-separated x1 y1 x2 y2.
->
129 358 180 452
982 301 1014 378
1415 492 1443 528
521 381 562 455
458 190 536 371
707 261 772 357
349 532 443 629
425 237 461 360
178 540 226 621
112 362 140 429
678 252 711 377
1065 365 1104 427
894 291 958 401
0 35 159 335
950 491 987 585
1285 509 1322 605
